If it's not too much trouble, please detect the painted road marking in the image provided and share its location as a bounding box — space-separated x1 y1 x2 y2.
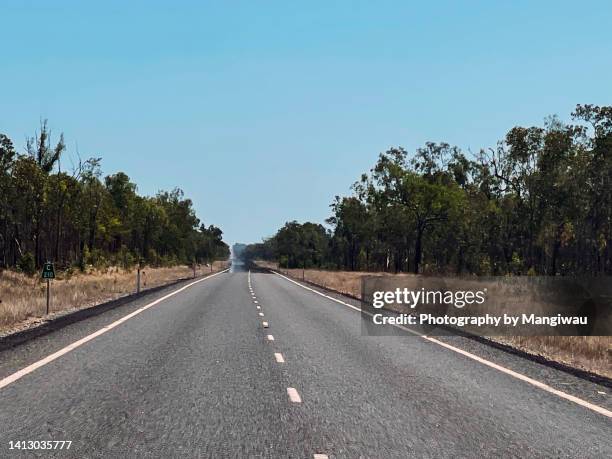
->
267 334 274 341
313 455 329 459
262 321 269 328
254 300 259 304
0 269 230 391
272 270 612 419
259 312 264 317
256 305 261 310
287 387 302 403
274 353 285 363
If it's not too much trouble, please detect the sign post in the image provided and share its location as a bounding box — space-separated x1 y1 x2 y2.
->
41 261 55 315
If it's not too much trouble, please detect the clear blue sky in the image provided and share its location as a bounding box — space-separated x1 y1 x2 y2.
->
1 1 611 245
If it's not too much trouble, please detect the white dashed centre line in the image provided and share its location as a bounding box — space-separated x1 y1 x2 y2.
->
253 300 258 304
274 353 285 363
313 455 329 459
259 312 264 317
256 305 261 310
262 321 269 328
287 387 302 403
266 334 274 341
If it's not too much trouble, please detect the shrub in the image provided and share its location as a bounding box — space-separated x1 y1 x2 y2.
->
17 252 36 276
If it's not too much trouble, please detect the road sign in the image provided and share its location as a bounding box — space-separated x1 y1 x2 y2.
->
41 262 55 279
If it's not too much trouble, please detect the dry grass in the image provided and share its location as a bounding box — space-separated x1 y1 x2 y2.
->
256 261 414 298
0 261 228 334
493 336 610 378
257 261 611 378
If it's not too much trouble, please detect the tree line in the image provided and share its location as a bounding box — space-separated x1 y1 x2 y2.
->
0 121 229 274
244 104 612 276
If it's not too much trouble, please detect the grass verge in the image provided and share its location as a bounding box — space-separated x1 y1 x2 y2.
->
0 261 228 335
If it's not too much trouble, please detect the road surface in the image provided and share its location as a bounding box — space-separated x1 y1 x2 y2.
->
0 265 610 458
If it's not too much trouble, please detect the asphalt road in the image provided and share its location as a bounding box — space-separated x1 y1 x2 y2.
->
0 265 610 458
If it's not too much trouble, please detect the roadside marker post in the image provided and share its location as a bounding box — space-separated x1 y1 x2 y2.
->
41 261 55 315
136 258 145 294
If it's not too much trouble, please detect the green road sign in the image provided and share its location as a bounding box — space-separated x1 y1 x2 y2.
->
41 262 55 279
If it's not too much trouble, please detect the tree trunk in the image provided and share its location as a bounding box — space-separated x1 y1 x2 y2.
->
88 208 98 252
414 227 424 274
34 216 40 267
55 199 63 263
456 246 464 275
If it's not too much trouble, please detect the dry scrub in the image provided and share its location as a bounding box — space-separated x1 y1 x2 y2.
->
256 260 414 298
0 261 228 334
257 261 611 379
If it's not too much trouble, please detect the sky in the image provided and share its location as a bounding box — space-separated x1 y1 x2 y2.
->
1 0 611 245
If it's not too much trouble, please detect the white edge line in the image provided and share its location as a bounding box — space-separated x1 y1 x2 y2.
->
272 270 612 419
0 269 230 391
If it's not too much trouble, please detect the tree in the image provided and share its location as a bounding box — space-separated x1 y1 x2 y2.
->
0 125 229 274
25 120 66 266
327 196 372 270
0 135 16 267
245 104 612 276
